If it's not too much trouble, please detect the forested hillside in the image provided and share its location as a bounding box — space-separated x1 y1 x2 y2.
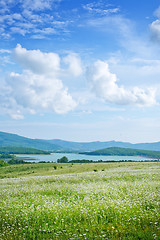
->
0 146 50 154
0 132 63 151
83 147 160 159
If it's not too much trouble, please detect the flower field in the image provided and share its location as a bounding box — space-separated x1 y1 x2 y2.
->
0 162 160 239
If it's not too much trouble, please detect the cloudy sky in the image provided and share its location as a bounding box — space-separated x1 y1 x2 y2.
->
0 0 160 143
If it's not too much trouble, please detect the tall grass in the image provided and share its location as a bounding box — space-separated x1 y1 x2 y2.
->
0 162 160 239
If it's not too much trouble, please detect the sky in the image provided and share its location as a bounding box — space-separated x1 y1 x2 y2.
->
0 0 160 143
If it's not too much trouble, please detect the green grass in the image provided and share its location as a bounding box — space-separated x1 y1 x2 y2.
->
0 162 160 239
0 162 135 179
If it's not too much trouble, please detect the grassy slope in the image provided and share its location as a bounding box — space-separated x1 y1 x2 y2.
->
0 162 129 178
0 161 159 179
0 162 159 240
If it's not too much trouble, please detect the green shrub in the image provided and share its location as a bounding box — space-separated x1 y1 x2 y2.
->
0 160 8 167
8 159 25 165
57 156 68 163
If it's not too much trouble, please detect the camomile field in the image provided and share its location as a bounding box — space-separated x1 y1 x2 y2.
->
0 162 160 240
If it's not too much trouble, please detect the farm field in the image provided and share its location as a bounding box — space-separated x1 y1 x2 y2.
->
0 162 160 239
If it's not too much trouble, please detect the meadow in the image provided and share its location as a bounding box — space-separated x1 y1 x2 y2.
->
0 162 160 239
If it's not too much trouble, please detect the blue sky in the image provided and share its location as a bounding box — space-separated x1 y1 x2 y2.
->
0 0 160 143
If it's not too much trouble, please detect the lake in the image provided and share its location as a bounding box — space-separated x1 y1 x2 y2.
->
16 153 157 162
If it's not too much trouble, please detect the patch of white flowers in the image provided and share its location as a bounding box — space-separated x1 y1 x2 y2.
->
0 164 159 239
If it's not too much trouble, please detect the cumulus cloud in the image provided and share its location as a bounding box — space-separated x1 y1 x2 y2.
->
7 71 77 114
0 80 24 119
87 60 157 107
0 45 158 119
13 44 60 74
150 6 160 42
63 53 83 77
154 6 160 18
150 20 160 42
1 44 81 118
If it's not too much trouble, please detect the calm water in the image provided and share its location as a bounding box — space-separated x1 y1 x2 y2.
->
16 153 157 162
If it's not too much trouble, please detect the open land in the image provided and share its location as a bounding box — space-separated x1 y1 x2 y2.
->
0 162 160 239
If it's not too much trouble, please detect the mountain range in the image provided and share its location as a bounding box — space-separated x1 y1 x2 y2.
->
0 131 160 152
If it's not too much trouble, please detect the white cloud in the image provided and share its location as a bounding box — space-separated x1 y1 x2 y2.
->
0 49 11 53
0 0 14 14
0 48 12 66
7 71 77 114
0 44 158 119
8 110 24 120
13 44 60 75
10 27 29 36
32 27 57 37
87 60 157 107
150 20 160 42
0 44 79 118
108 55 160 86
154 6 160 19
86 14 156 58
0 0 68 39
63 53 83 77
21 0 58 11
150 6 160 42
0 81 24 119
83 2 119 16
0 0 60 13
31 34 47 39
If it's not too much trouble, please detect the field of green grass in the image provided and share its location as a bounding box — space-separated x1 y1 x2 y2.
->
0 162 160 239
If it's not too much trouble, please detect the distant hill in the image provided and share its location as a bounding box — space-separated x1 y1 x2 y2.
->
0 131 63 151
82 147 160 159
0 146 50 154
49 139 160 151
0 131 160 152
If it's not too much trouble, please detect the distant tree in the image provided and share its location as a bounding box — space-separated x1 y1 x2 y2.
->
0 153 14 159
0 160 8 167
69 159 93 163
57 156 68 163
8 159 25 165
